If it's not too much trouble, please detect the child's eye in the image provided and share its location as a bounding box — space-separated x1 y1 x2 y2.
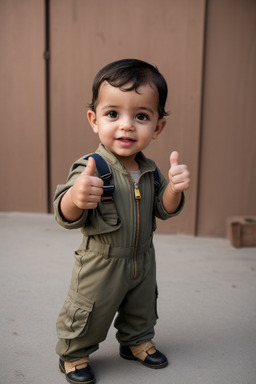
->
107 111 118 119
136 113 149 121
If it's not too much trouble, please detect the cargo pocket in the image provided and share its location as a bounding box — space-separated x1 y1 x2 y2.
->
98 201 119 226
85 205 122 236
56 289 94 339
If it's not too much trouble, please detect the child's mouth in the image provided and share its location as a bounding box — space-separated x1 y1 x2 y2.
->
116 137 136 147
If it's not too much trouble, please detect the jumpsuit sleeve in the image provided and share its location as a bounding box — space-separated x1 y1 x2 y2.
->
153 166 185 220
53 158 90 230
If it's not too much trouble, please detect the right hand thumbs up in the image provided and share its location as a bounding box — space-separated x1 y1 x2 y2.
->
82 156 97 176
70 157 104 209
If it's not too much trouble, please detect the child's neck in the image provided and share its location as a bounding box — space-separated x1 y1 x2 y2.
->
120 158 139 171
115 153 139 171
125 162 139 171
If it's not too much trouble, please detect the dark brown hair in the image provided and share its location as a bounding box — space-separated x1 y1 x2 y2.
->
88 58 169 119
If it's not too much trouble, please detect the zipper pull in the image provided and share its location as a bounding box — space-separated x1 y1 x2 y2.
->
134 183 141 199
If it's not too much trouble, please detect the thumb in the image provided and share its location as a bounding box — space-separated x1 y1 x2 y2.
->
83 156 97 176
170 151 179 167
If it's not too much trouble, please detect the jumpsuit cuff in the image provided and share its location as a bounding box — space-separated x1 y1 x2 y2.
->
158 191 185 220
54 191 89 230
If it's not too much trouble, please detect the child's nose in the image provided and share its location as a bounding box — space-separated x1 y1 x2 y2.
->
119 117 134 131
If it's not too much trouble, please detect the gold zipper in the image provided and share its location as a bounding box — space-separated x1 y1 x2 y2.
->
132 170 155 278
133 182 141 278
134 182 141 199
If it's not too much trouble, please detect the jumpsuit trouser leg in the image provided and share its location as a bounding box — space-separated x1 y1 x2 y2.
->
56 240 158 361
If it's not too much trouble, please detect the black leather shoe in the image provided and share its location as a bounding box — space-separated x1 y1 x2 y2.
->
120 345 168 369
59 358 95 384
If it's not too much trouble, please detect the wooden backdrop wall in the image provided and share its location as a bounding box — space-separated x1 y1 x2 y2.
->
1 0 255 237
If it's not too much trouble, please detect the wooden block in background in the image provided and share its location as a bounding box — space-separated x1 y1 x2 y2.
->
227 216 256 248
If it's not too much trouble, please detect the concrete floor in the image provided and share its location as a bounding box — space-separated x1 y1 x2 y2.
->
0 212 256 384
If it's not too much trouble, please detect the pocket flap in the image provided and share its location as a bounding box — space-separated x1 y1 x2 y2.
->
57 290 94 339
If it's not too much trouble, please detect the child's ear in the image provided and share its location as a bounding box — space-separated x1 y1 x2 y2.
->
152 118 166 139
87 110 98 133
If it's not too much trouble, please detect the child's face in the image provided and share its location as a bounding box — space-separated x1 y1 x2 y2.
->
87 81 166 170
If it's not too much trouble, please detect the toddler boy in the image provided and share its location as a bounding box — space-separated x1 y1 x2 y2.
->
54 58 190 384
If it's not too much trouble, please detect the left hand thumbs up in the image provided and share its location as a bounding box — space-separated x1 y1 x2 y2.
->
170 151 179 167
168 151 190 193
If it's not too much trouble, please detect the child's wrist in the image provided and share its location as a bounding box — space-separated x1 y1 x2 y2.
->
60 187 83 220
167 182 181 196
68 187 76 207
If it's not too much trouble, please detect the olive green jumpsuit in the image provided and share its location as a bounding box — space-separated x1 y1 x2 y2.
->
54 144 184 361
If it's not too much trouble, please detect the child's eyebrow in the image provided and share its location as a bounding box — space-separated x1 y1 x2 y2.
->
100 105 155 115
138 107 155 115
101 105 117 111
